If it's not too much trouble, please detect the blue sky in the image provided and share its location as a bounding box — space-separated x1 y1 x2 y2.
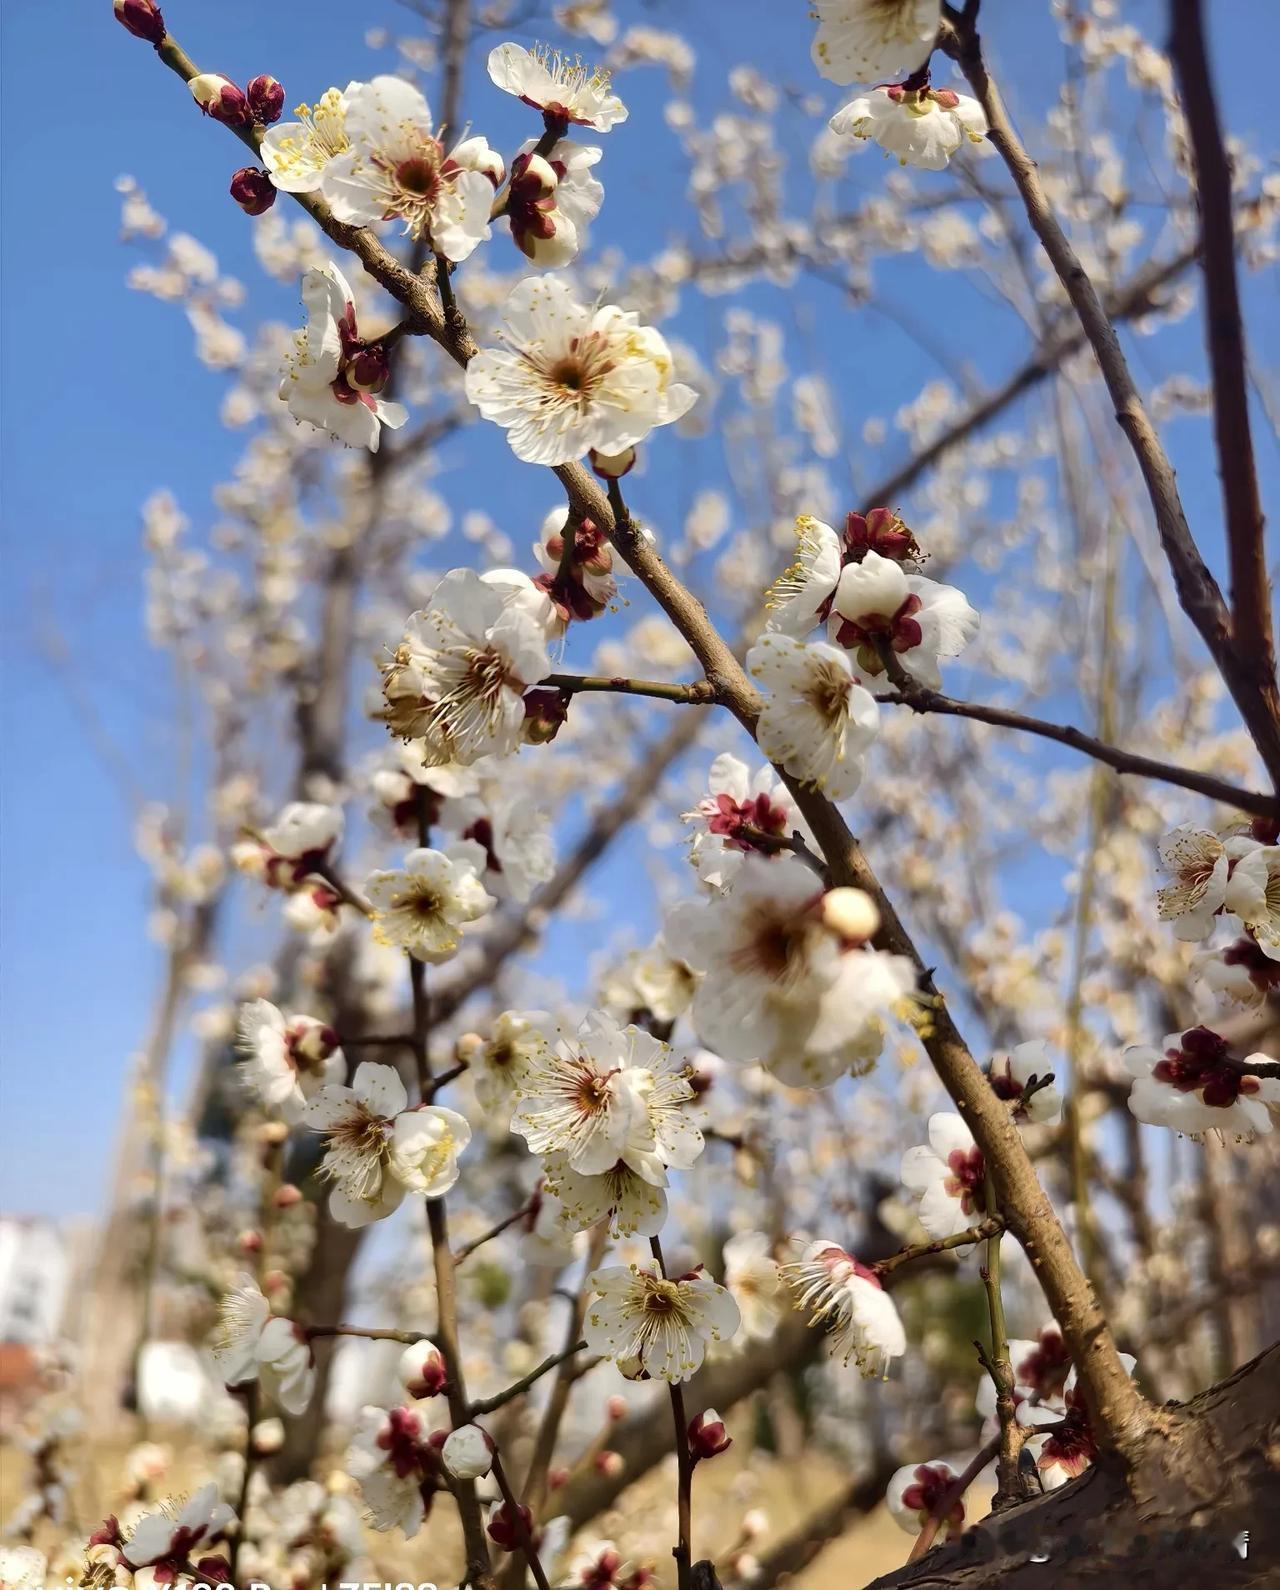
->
1 0 1274 1219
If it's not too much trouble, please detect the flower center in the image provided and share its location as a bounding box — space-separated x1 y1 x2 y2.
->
1152 1025 1254 1108
706 791 790 852
804 659 853 730
395 153 440 198
943 1146 986 1213
834 594 923 673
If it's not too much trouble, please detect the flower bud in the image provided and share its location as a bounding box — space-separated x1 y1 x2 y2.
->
247 74 285 125
688 1408 731 1462
251 1417 285 1454
398 1340 448 1401
114 0 166 43
742 1508 769 1541
442 1423 494 1479
821 886 880 945
189 73 253 128
511 150 559 199
229 167 276 216
547 1464 570 1490
273 1183 303 1209
237 1228 263 1254
593 1448 625 1477
259 1119 289 1146
606 1394 628 1422
522 686 568 745
590 446 636 479
455 1032 485 1064
487 1501 533 1552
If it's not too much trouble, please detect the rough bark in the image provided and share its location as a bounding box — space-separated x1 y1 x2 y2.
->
868 1345 1279 1589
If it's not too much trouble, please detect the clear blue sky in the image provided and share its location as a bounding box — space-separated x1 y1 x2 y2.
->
2 0 1274 1218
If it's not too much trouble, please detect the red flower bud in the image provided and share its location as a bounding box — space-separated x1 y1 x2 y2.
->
522 686 569 744
547 1464 570 1490
237 1229 263 1254
589 445 636 480
273 1183 303 1209
114 0 166 43
688 1408 731 1461
247 74 286 125
190 74 253 128
487 1501 533 1552
229 167 276 216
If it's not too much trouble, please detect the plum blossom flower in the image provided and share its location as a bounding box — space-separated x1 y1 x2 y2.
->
1223 844 1280 959
668 855 914 1085
1124 1027 1279 1138
781 1240 906 1375
562 1541 634 1588
1192 937 1280 1009
440 783 555 903
261 86 351 192
976 1323 1071 1426
900 1112 988 1241
504 138 603 266
0 1548 45 1590
320 76 497 259
461 1009 550 1118
487 41 628 130
364 845 495 962
388 1105 471 1196
810 0 940 86
828 549 978 693
683 751 811 890
765 510 922 638
279 261 408 451
722 1231 783 1342
346 1405 440 1537
1154 825 1230 940
886 1460 965 1541
236 999 344 1123
830 82 987 170
371 742 480 836
465 277 696 466
1027 1356 1136 1489
584 1263 740 1381
304 1061 410 1226
533 508 618 621
209 1276 316 1414
234 800 343 889
746 634 880 800
599 935 698 1024
381 569 552 764
986 1039 1062 1126
542 1150 669 1238
120 1483 234 1573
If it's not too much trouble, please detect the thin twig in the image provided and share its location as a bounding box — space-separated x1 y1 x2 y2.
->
545 672 718 705
906 1434 1000 1563
314 862 375 919
979 1174 1023 1505
875 1217 1004 1276
305 1322 428 1345
454 1201 534 1265
469 1340 588 1416
490 1450 551 1590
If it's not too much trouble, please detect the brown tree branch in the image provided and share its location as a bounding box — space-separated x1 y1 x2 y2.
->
545 672 718 705
1168 0 1276 705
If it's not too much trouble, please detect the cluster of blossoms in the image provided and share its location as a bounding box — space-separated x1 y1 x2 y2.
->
746 511 977 799
812 1 988 168
1125 819 1280 1137
80 1483 235 1588
231 800 345 935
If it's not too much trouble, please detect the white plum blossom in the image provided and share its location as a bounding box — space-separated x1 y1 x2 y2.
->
543 1150 669 1238
465 276 696 466
382 569 551 764
533 507 618 620
781 1240 906 1375
347 1405 436 1537
1027 1356 1137 1489
899 1112 989 1241
364 845 495 962
830 83 987 171
440 782 556 902
598 935 698 1024
1124 1027 1280 1138
976 1323 1071 1427
304 1061 409 1227
987 1039 1063 1126
260 800 344 872
764 514 844 636
1223 844 1280 959
828 549 978 693
0 1548 45 1590
261 86 351 192
120 1483 234 1573
279 262 409 451
320 76 496 259
480 566 565 641
236 999 344 1123
1154 825 1230 940
504 138 604 266
441 1424 493 1480
810 0 939 86
746 634 880 800
463 1009 550 1117
487 41 628 130
388 1104 472 1196
886 1459 965 1541
209 1276 316 1414
722 1231 783 1342
584 1262 740 1381
683 751 810 890
668 856 915 1085
1192 937 1280 1009
371 742 481 835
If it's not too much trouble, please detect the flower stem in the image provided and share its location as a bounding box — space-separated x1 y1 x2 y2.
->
545 671 717 705
980 1174 1024 1504
469 1339 588 1416
906 1433 999 1563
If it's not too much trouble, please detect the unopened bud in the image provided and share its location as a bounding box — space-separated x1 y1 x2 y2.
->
742 1508 769 1541
114 0 166 43
346 344 390 394
247 74 285 124
189 73 253 128
237 1229 263 1254
398 1340 448 1401
442 1423 494 1480
688 1408 731 1462
259 1119 289 1146
547 1464 570 1490
229 167 276 216
487 1501 533 1552
522 687 568 745
821 886 879 944
455 1032 485 1064
511 150 559 198
606 1394 628 1422
593 1448 625 1477
589 446 636 480
251 1417 285 1454
273 1183 303 1209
